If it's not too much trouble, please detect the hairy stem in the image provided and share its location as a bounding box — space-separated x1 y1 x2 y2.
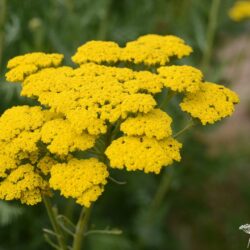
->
43 195 67 250
201 0 221 72
72 206 92 250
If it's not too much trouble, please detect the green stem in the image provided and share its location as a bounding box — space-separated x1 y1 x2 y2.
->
148 168 173 219
43 195 67 250
173 119 195 138
201 0 221 72
158 89 175 109
72 206 92 250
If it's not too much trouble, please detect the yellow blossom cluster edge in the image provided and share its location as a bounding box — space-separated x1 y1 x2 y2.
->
1 34 239 207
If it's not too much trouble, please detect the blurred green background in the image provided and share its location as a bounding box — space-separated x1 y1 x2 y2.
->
0 0 250 249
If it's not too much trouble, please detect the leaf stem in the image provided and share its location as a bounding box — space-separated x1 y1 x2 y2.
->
43 195 67 250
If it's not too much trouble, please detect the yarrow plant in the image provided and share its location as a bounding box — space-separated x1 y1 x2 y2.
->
229 0 250 21
1 34 239 249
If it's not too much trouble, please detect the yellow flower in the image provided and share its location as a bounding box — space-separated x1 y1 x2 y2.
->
41 119 96 155
123 70 163 94
180 82 240 124
0 105 46 141
120 109 172 140
2 34 239 207
121 34 193 65
72 41 122 65
0 164 47 205
6 52 64 83
49 158 109 207
5 64 38 82
157 65 203 93
105 136 182 174
7 52 63 69
120 93 156 118
229 1 250 21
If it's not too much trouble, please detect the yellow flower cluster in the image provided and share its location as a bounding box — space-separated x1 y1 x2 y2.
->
120 34 193 66
0 164 47 205
49 158 108 207
105 136 181 174
157 65 203 93
72 41 122 64
6 52 63 82
1 34 239 207
72 34 192 66
41 118 96 155
180 82 239 125
229 0 250 21
120 109 172 140
0 106 52 204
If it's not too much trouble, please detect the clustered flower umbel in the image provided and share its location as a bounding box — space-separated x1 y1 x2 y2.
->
1 34 239 207
229 0 250 21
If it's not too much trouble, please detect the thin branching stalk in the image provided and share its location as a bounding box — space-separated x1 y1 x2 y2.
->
72 206 92 250
173 119 195 138
43 195 67 250
201 0 221 72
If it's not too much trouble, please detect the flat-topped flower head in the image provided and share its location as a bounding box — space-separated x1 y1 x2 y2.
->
2 34 239 207
121 34 193 66
7 52 64 69
6 52 64 83
0 106 46 142
0 164 47 205
41 119 96 155
5 64 38 82
49 158 109 207
105 136 182 174
180 82 240 125
72 41 122 65
229 1 250 21
120 109 172 140
157 65 203 93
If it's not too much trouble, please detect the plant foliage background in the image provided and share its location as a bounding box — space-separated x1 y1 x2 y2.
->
0 0 249 249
